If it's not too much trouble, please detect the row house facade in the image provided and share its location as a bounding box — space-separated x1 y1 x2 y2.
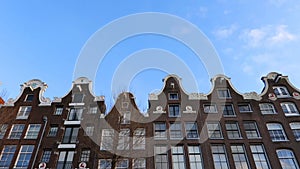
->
0 72 300 169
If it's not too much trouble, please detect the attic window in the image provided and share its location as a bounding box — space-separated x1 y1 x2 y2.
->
217 89 231 99
73 93 84 103
169 93 179 100
273 86 290 98
25 94 34 102
170 83 175 89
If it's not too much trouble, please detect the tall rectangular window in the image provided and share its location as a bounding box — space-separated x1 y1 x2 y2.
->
277 149 300 169
154 145 168 169
57 151 74 169
62 127 79 144
154 123 166 139
54 106 63 115
211 145 229 169
0 145 16 168
225 122 242 139
188 146 203 169
250 144 271 169
222 104 235 117
185 122 199 139
16 106 32 119
41 150 51 163
68 108 83 121
243 121 260 139
100 129 114 150
0 124 8 139
259 103 276 114
170 122 182 139
117 129 130 150
267 123 288 141
25 124 41 139
133 158 146 169
121 111 131 124
169 104 180 117
290 122 300 141
133 128 145 150
207 122 223 139
281 102 299 116
231 145 249 169
80 149 90 162
14 145 34 168
48 126 58 137
171 146 186 169
8 124 25 139
217 89 231 99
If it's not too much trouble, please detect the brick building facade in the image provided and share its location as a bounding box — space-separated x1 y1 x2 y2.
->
0 72 300 169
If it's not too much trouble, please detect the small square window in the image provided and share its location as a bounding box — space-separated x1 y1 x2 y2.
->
238 104 252 113
225 122 242 139
169 93 179 100
48 126 58 137
24 94 34 102
80 149 90 162
204 104 218 113
41 150 51 163
54 106 63 115
217 89 231 99
89 106 98 114
121 111 131 124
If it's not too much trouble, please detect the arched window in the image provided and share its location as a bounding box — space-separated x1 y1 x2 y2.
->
276 149 299 169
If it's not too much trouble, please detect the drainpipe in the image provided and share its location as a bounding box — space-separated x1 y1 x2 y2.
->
31 116 48 169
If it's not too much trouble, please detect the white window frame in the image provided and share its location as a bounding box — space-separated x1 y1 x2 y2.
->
185 122 199 139
16 106 32 119
211 144 229 169
154 123 167 139
8 124 25 139
169 122 183 139
121 111 131 124
100 129 114 150
25 124 41 139
290 122 300 141
203 104 218 113
80 149 90 162
188 146 203 169
250 144 271 169
154 145 168 169
273 86 290 98
217 89 231 99
281 102 299 116
277 149 300 169
14 145 34 168
259 103 277 114
72 93 84 103
117 129 130 150
116 159 129 169
168 104 181 117
243 121 261 139
133 158 146 169
238 104 252 113
89 106 98 114
267 123 288 142
231 145 250 169
48 126 58 137
207 122 223 139
0 124 8 139
222 104 235 117
54 106 63 115
99 159 112 169
133 128 145 150
0 145 17 168
171 146 186 169
84 125 94 137
225 122 242 139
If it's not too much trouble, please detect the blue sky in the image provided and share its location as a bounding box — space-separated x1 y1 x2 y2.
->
1 0 300 111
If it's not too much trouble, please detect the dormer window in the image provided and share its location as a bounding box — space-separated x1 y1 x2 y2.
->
121 111 131 124
169 93 179 100
73 93 84 103
217 89 231 99
273 86 290 98
24 94 34 102
68 108 83 121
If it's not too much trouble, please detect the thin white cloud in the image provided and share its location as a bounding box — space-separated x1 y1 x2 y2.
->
214 24 238 39
240 25 296 48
